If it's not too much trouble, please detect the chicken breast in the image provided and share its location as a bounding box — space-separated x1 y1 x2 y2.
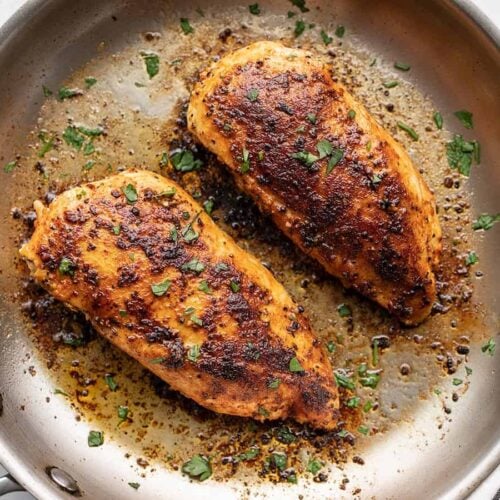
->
188 41 442 325
20 170 338 429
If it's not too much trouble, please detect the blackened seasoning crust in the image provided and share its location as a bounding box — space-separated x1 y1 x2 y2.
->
20 170 339 429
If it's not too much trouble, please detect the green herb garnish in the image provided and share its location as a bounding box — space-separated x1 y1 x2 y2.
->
289 356 304 373
334 371 356 390
481 338 496 356
270 452 287 470
397 121 419 141
42 85 52 97
182 259 205 274
122 184 138 204
84 77 97 89
230 280 240 293
327 149 343 174
247 88 259 102
335 25 345 38
452 378 463 386
151 279 172 296
347 396 360 408
59 257 75 276
62 126 85 150
347 109 356 119
472 213 500 231
141 52 160 79
454 110 473 129
394 61 410 71
337 303 351 317
249 3 261 15
118 405 129 423
372 339 379 366
446 134 480 176
3 160 16 173
187 344 201 362
150 357 166 364
358 425 369 436
291 150 319 167
383 81 398 89
306 458 323 475
104 374 118 391
289 0 309 13
181 455 212 481
268 378 281 389
326 341 336 353
320 30 332 45
58 87 82 100
240 148 250 173
359 372 380 389
180 18 194 35
294 20 306 37
128 482 140 490
88 430 104 447
363 400 373 412
465 251 478 266
170 150 203 172
433 111 443 130
235 447 260 462
198 280 212 294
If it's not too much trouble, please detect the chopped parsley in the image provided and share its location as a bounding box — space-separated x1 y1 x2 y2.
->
247 88 259 102
77 125 104 137
258 406 269 417
53 388 69 397
317 139 333 158
433 111 443 130
240 148 250 173
38 131 54 158
289 0 309 13
363 400 373 412
59 257 75 276
83 142 95 155
141 52 160 79
334 371 356 390
122 184 138 204
198 280 212 294
268 378 281 389
151 279 172 296
383 81 398 88
58 87 82 100
270 451 287 470
446 134 480 176
287 11 296 18
320 30 332 45
230 280 240 293
294 20 306 37
472 213 500 231
249 3 261 15
62 126 85 150
465 366 473 376
397 121 419 141
275 426 296 444
128 482 140 490
465 251 478 266
180 18 194 35
235 447 260 462
156 187 176 199
347 396 360 408
170 150 202 172
337 303 351 317
83 160 95 171
181 455 212 481
291 150 319 167
481 338 496 356
454 110 473 129
359 371 381 389
306 458 323 475
452 378 463 386
258 150 265 161
181 212 202 243
42 85 52 97
347 109 356 119
202 200 214 216
335 25 345 38
289 356 304 372
182 259 205 274
117 405 129 423
187 344 201 362
3 160 16 173
358 425 370 436
326 341 336 353
84 77 97 89
306 113 317 124
394 61 410 71
326 148 344 174
372 339 379 366
104 374 118 391
214 262 229 272
150 357 167 364
88 430 104 447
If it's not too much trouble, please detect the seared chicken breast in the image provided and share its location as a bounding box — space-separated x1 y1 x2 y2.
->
20 170 339 429
188 41 442 325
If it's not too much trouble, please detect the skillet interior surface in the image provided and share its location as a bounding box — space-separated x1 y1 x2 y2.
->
0 0 499 498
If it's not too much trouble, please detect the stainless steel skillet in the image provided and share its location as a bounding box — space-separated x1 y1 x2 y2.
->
0 0 499 498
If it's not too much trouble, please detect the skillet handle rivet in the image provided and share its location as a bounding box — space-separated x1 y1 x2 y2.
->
46 467 80 495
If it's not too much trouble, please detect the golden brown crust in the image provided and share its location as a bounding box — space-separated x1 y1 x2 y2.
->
188 41 442 325
20 170 339 429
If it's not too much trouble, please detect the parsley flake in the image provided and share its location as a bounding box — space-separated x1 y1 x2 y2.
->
397 121 419 141
335 25 345 38
472 213 500 231
289 356 304 372
59 257 75 276
249 3 261 15
181 455 211 481
128 482 140 490
433 111 443 130
454 110 473 129
291 150 319 167
104 374 118 391
198 280 212 294
446 134 480 176
122 184 138 204
241 148 251 173
481 338 496 356
88 430 104 447
180 18 194 35
306 458 323 475
320 30 332 45
187 344 201 362
151 279 172 296
289 0 309 13
84 77 97 89
268 378 281 389
247 88 259 102
337 303 351 317
182 259 205 274
294 20 306 37
141 52 160 79
58 87 82 100
3 160 16 173
334 371 356 390
394 61 410 71
465 251 478 266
